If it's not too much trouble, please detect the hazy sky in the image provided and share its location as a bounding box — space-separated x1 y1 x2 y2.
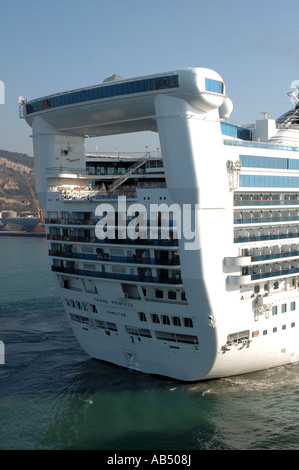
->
1 0 299 155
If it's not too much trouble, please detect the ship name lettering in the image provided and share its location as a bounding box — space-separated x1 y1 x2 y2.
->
111 300 134 308
94 297 109 304
107 310 126 317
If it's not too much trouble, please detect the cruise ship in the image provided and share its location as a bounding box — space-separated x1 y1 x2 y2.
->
20 67 299 381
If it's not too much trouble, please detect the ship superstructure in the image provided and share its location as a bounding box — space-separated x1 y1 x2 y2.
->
20 68 299 380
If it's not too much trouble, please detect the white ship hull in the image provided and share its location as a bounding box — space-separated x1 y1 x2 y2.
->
21 67 299 381
54 264 299 381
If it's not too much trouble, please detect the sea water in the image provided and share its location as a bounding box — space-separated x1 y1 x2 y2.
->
0 237 299 450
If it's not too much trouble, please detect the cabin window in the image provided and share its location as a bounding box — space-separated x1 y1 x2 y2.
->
138 311 147 322
172 316 181 327
155 289 163 299
168 290 176 300
281 304 287 313
184 317 193 328
151 314 160 324
97 166 105 175
272 306 278 315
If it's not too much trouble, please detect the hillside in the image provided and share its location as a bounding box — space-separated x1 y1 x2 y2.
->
0 149 37 213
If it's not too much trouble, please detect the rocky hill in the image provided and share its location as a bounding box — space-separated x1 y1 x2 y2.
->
0 149 37 213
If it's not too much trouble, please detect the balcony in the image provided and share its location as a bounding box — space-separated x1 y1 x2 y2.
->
47 233 179 247
227 261 299 285
234 199 299 207
234 229 299 243
225 246 299 266
51 265 182 285
48 249 180 266
234 213 299 225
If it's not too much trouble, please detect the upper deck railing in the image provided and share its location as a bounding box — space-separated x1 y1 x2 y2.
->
224 139 299 152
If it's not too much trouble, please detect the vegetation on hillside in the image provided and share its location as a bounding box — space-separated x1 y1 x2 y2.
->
0 149 37 213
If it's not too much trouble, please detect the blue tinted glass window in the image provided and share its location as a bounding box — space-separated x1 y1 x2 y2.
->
139 81 145 92
205 78 223 94
26 74 179 113
240 155 291 169
240 175 299 188
289 159 299 170
144 79 150 91
149 78 155 90
127 82 134 93
221 123 252 141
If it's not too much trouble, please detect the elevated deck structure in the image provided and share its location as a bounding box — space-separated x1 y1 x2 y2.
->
21 68 299 381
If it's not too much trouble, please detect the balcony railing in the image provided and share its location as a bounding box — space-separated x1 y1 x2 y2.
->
234 232 299 243
234 215 299 224
251 266 299 280
48 249 180 266
47 233 179 247
234 200 299 207
227 263 299 285
250 249 299 262
45 218 176 227
52 265 182 284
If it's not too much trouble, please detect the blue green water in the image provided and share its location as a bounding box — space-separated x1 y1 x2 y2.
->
0 237 299 450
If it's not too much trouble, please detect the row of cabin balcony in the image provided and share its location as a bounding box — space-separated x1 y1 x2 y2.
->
234 192 299 207
46 158 163 177
234 210 299 225
49 245 180 267
47 181 166 201
46 210 175 223
51 260 182 285
61 189 138 201
234 224 299 243
47 225 178 243
225 244 299 267
47 232 179 247
227 260 299 285
45 217 177 228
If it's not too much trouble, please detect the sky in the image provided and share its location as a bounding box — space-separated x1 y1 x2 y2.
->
1 0 299 156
